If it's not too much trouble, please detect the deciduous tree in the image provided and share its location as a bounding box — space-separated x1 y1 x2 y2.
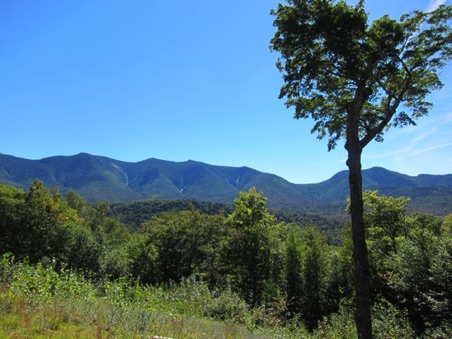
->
285 229 304 316
442 214 452 235
299 228 327 329
223 188 279 306
142 209 226 285
270 1 452 336
362 190 410 254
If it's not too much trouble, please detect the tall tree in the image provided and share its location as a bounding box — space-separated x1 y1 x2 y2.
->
362 190 410 254
299 228 327 329
142 209 226 284
0 185 26 256
224 187 278 307
0 180 79 262
285 229 304 317
270 1 452 337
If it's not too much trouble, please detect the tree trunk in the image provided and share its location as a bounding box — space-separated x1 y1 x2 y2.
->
346 143 373 338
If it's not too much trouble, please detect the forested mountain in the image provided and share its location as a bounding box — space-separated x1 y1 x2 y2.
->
1 152 451 217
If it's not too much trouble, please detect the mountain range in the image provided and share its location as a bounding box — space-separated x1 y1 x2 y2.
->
1 153 451 217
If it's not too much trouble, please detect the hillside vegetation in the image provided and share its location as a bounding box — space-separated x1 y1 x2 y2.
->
1 153 451 217
1 180 451 337
108 199 344 244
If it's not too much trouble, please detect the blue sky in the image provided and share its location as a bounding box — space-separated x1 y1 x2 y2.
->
1 0 451 184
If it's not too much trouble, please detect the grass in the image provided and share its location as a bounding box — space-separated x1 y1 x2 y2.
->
0 256 310 338
1 255 423 338
0 291 295 338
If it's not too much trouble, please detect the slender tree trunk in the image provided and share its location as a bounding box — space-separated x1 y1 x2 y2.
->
346 143 373 338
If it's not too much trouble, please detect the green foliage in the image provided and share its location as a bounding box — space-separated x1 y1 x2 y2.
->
299 228 328 329
362 190 410 253
59 221 100 272
407 212 443 236
125 233 158 284
285 227 333 330
371 299 415 339
65 190 88 213
109 198 234 231
96 216 131 279
285 230 303 317
110 197 346 245
0 180 79 263
331 223 355 300
1 180 451 336
358 191 452 335
443 213 452 235
1 255 97 303
223 188 283 307
271 0 452 150
271 1 452 336
3 153 451 219
141 208 226 285
202 283 250 323
0 185 26 255
388 230 452 334
0 181 133 277
313 301 357 339
0 255 310 338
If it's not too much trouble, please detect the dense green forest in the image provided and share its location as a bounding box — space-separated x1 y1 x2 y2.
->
1 180 451 337
2 152 451 219
108 199 344 244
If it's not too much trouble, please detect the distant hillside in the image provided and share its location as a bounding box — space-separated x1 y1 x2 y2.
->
1 153 451 217
107 199 345 244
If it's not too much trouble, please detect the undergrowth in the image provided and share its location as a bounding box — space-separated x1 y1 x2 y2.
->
0 254 308 338
0 253 427 338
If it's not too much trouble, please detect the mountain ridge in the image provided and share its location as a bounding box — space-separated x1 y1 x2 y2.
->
1 153 451 217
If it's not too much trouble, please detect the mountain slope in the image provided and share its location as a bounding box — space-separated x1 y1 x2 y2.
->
0 153 451 217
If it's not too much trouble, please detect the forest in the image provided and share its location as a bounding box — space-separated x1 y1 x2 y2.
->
0 179 451 337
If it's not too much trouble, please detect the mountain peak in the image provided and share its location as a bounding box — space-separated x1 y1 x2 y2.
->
0 153 450 217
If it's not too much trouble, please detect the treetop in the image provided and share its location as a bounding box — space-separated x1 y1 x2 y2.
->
271 0 452 150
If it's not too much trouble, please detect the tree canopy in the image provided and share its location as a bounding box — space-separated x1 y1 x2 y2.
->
271 0 452 151
1 180 451 336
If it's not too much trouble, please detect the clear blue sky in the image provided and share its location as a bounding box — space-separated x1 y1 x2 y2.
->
1 0 451 184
